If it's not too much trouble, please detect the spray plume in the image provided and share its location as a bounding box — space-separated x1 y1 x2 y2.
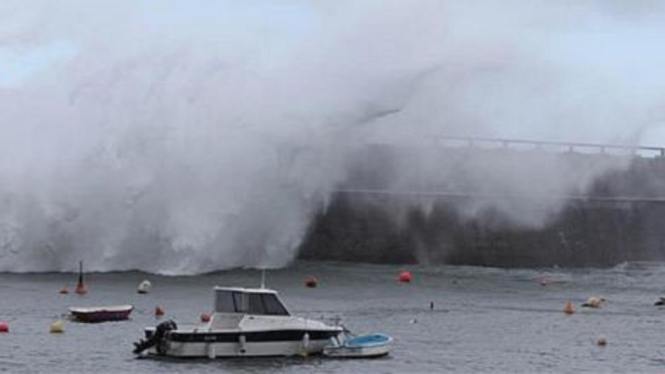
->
0 0 664 273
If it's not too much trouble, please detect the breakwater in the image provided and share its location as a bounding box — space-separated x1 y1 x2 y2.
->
298 141 665 267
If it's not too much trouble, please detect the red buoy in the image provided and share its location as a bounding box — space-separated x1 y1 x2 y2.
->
398 271 412 283
305 276 318 288
155 306 165 318
0 322 8 333
75 283 88 295
200 312 211 323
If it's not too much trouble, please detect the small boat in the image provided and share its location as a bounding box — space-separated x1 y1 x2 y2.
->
133 286 342 358
69 305 134 323
323 332 393 358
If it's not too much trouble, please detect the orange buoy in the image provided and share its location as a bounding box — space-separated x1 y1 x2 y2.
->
59 285 69 294
304 276 318 288
155 306 165 318
200 312 211 323
564 301 575 315
398 271 412 283
0 322 8 333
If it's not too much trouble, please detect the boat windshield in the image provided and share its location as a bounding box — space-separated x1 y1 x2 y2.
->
215 290 290 316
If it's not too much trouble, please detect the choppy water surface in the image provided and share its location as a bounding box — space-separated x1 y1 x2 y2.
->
2 261 665 373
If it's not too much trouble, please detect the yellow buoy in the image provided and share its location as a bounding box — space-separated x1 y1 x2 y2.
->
564 301 575 315
50 320 65 333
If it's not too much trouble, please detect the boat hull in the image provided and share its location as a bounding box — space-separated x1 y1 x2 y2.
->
144 329 340 358
70 306 133 323
323 344 390 358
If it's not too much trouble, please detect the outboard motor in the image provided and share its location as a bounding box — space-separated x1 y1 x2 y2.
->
133 320 177 355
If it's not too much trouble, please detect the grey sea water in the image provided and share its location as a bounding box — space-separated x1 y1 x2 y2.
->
1 261 665 373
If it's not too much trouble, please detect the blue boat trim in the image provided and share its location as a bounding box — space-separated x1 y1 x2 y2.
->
344 333 392 348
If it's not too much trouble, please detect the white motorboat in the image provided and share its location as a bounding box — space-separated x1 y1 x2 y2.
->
133 286 343 358
323 332 393 358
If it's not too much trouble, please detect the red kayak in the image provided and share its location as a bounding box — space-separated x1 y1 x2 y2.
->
69 305 134 323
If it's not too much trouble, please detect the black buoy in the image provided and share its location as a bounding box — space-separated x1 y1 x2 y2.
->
430 301 434 310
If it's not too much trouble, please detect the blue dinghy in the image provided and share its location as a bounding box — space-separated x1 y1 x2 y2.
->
323 333 392 358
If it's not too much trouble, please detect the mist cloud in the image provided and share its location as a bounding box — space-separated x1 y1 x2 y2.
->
0 0 664 273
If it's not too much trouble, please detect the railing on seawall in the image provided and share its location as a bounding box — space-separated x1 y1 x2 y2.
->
334 188 665 205
434 135 665 157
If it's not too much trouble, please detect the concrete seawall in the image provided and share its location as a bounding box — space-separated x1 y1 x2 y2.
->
298 145 665 268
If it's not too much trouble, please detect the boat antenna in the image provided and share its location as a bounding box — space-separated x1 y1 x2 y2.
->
260 268 266 289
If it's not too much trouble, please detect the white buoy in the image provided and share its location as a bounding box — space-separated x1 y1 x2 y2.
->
137 280 152 294
238 334 246 354
302 332 310 350
207 343 216 359
301 332 310 357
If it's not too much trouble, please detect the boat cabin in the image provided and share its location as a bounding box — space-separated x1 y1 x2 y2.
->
213 287 290 316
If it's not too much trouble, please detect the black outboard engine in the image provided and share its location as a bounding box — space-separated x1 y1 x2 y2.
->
133 320 177 355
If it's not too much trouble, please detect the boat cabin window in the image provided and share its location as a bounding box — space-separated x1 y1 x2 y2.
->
215 290 236 313
215 290 289 316
262 293 289 316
